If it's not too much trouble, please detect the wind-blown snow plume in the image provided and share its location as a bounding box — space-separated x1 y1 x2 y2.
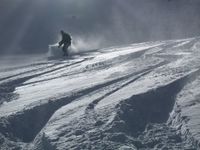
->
47 36 102 58
47 43 60 58
71 36 103 52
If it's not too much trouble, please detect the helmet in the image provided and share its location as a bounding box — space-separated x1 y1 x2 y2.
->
60 30 64 34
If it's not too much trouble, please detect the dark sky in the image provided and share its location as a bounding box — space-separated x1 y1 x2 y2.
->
0 0 200 54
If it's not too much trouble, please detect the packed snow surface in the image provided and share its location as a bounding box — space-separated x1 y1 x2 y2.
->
0 37 200 150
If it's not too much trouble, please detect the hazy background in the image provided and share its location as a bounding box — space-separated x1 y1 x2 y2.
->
0 0 200 55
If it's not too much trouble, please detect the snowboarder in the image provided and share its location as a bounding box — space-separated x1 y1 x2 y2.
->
58 30 71 56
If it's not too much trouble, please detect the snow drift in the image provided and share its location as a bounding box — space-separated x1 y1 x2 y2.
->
0 37 200 150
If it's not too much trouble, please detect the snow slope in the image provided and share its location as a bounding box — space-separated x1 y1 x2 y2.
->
0 37 200 150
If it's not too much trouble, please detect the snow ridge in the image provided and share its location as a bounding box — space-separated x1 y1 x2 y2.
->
0 37 200 149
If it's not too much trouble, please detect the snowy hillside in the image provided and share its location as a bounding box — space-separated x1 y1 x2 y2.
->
0 37 200 150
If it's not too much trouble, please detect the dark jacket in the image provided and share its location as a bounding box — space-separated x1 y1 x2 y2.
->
59 32 71 47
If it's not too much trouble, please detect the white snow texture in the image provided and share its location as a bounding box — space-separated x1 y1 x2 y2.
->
0 37 200 150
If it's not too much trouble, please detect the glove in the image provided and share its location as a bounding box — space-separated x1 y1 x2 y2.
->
58 42 62 48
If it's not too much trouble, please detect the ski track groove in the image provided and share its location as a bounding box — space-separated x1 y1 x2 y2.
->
32 62 200 150
1 38 200 149
0 59 88 104
0 42 173 143
0 62 53 73
0 60 169 143
0 58 87 82
21 48 151 86
123 69 200 136
0 63 56 82
85 61 169 112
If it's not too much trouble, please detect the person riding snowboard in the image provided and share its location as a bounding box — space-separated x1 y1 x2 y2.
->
58 30 71 56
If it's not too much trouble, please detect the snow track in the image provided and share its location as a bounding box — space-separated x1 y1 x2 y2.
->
0 37 200 150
